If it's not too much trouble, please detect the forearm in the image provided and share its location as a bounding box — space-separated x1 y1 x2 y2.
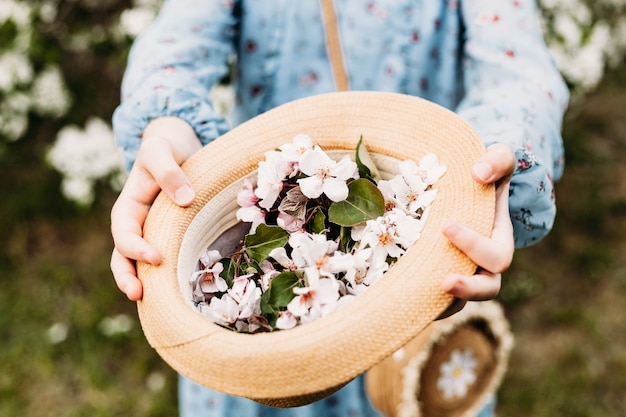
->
113 0 237 170
456 0 569 247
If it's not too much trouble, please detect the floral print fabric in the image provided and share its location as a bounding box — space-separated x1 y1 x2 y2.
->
112 0 569 415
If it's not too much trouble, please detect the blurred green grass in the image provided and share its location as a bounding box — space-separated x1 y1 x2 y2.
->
1 65 625 417
497 64 626 416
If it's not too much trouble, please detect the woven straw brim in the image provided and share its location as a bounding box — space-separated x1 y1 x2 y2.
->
137 91 495 404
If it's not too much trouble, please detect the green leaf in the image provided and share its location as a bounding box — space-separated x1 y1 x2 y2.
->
311 208 327 234
338 225 356 253
244 224 289 263
260 291 277 316
218 258 236 287
266 272 301 308
328 179 385 226
356 136 382 183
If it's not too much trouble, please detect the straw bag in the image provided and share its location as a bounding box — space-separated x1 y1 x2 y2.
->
136 0 495 408
365 301 514 417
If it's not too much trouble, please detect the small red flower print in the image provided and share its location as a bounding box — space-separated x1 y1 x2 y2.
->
250 84 264 97
476 11 500 25
505 49 515 58
367 2 387 20
537 181 545 193
434 19 442 30
420 77 429 90
411 30 420 43
244 39 257 53
299 71 319 87
518 158 531 171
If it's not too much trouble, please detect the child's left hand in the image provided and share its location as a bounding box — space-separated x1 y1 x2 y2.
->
441 143 516 302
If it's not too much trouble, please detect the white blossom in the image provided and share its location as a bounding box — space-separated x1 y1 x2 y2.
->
0 0 32 28
255 150 291 209
436 348 478 400
47 117 126 205
47 322 69 344
207 294 240 326
119 7 156 37
0 52 34 92
297 146 358 202
287 274 340 324
99 314 134 337
30 65 72 118
275 311 298 330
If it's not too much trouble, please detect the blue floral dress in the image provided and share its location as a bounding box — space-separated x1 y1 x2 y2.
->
113 0 569 415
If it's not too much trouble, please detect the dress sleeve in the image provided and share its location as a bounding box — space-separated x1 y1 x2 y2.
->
112 0 237 171
456 0 570 248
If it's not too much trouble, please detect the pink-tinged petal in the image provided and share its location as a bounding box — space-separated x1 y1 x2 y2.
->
277 212 304 233
198 250 223 268
199 273 228 293
236 205 263 222
279 134 313 163
208 294 239 325
287 292 312 317
237 179 258 207
275 311 298 330
257 184 282 209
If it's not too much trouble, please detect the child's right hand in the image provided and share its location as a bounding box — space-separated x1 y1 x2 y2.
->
110 117 202 301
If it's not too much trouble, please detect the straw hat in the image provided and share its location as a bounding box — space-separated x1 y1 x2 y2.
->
365 301 514 417
136 91 495 407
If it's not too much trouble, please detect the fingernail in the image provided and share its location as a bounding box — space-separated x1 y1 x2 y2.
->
174 184 194 205
442 222 461 238
142 247 161 265
441 275 460 293
472 162 492 182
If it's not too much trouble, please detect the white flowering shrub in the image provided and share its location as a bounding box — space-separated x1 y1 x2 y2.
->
1 0 622 206
539 0 626 96
46 117 127 206
0 1 72 141
41 0 161 205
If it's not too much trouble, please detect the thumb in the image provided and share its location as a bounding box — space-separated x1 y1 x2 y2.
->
137 136 196 207
471 143 516 185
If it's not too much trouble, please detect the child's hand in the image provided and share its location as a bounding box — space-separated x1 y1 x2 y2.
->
110 117 202 301
441 143 516 302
